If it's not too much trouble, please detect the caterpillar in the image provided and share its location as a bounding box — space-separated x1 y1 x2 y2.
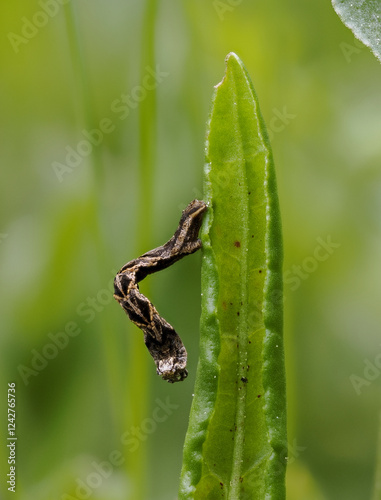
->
114 200 207 383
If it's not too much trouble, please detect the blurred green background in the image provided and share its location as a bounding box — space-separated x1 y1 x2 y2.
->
1 1 381 499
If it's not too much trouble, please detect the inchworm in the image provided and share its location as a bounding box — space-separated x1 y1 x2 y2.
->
113 200 207 383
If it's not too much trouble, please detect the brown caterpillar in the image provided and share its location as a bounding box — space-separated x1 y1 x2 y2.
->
114 200 207 383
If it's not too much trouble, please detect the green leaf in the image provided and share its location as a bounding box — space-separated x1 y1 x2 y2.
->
332 0 381 63
179 53 286 499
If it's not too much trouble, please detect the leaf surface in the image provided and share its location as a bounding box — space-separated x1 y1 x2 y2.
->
179 53 286 500
332 0 381 62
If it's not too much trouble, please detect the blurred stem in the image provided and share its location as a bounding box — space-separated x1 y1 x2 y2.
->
63 4 123 432
137 0 157 252
125 1 158 499
64 3 158 498
63 3 102 184
372 410 381 500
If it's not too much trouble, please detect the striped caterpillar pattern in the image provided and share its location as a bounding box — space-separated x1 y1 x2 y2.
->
114 200 207 383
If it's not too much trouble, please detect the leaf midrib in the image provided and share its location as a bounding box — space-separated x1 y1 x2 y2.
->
228 69 251 500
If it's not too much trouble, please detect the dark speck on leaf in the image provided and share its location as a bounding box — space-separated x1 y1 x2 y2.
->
241 377 248 383
234 241 241 248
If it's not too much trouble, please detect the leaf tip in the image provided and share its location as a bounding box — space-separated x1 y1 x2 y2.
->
225 51 245 71
214 52 243 89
